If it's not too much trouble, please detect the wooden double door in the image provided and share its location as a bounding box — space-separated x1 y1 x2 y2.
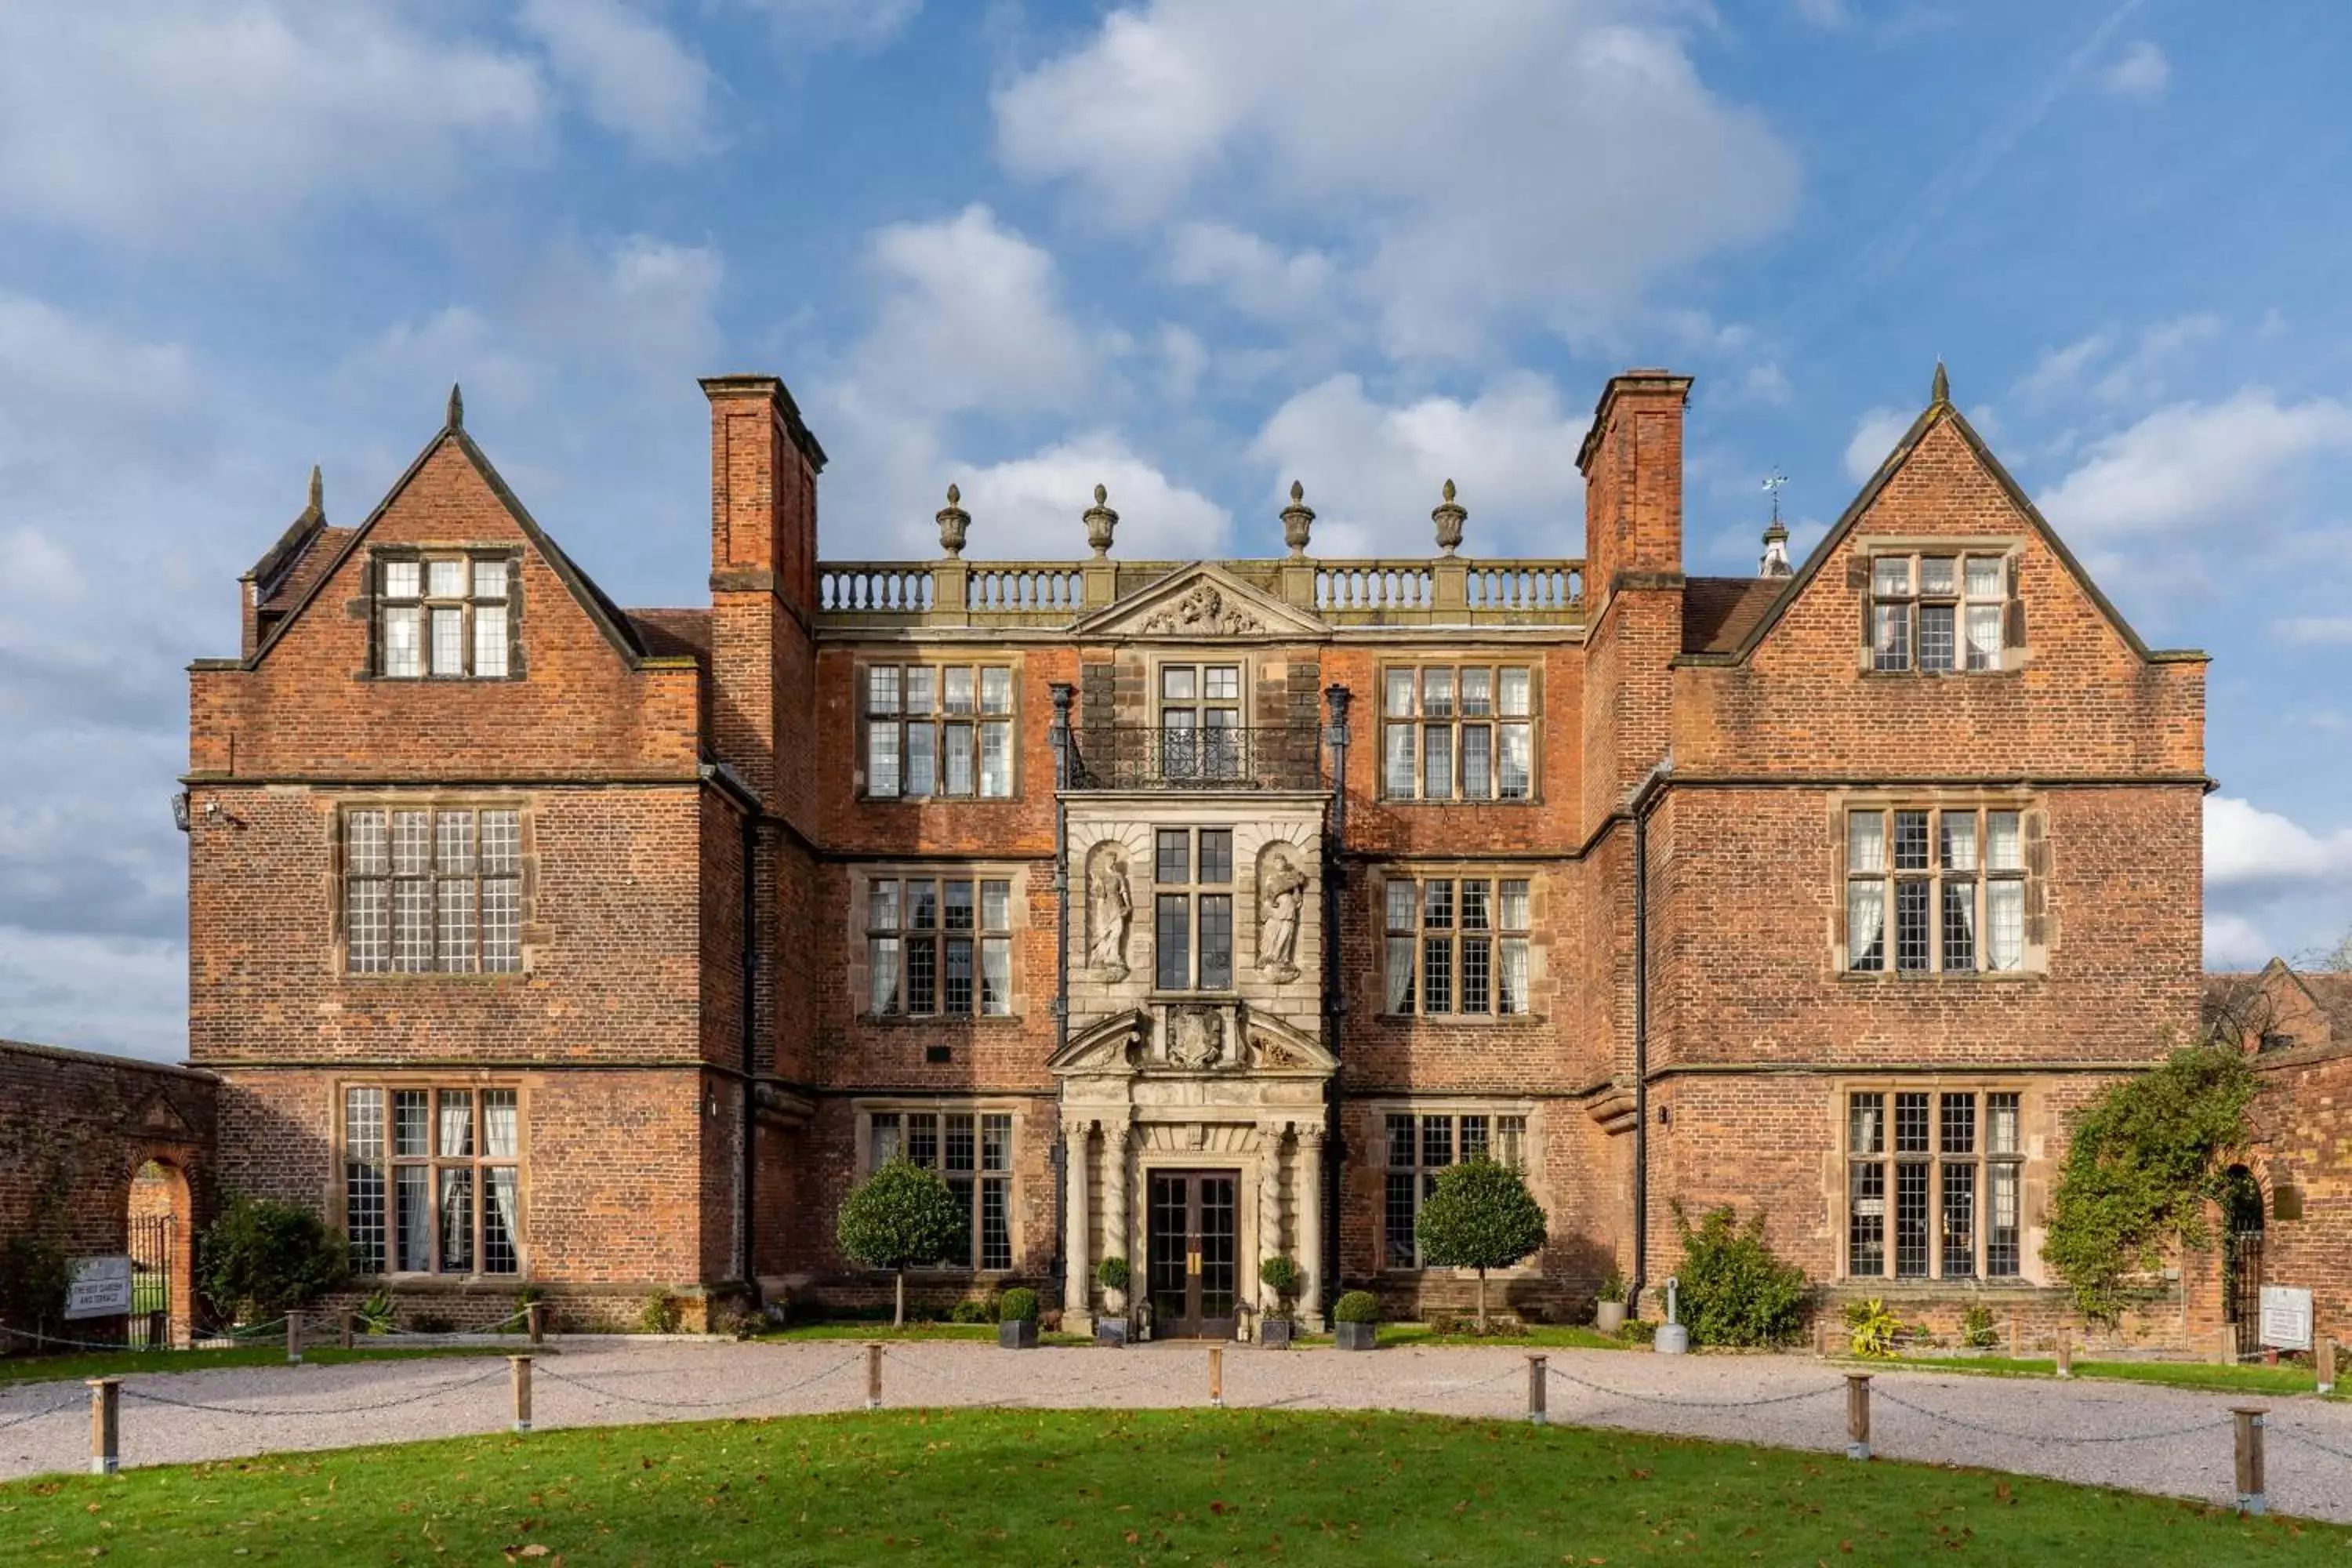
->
1148 1169 1238 1339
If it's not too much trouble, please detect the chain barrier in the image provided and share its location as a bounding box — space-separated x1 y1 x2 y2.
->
1870 1385 2235 1446
2268 1423 2352 1465
118 1363 511 1417
0 1393 85 1432
534 1352 863 1411
1546 1364 1842 1411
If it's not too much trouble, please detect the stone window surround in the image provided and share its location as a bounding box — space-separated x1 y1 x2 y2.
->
848 864 1031 1025
855 656 1021 801
1853 535 2025 677
1376 657 1542 805
333 1075 529 1283
1368 1098 1541 1276
1372 866 1546 1023
851 1097 1025 1277
1835 1078 2040 1287
331 795 537 979
1831 791 2048 982
368 545 524 682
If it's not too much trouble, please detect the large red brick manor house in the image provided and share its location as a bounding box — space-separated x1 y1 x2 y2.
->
179 365 2208 1337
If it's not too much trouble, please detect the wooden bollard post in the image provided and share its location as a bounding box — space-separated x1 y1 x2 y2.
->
1845 1374 1871 1461
866 1342 884 1410
286 1312 302 1367
340 1312 355 1351
87 1378 121 1475
2232 1406 2267 1515
2009 1312 2022 1359
2318 1338 2336 1396
527 1301 544 1345
510 1356 534 1434
1208 1346 1225 1407
1526 1355 1548 1425
2055 1334 2073 1379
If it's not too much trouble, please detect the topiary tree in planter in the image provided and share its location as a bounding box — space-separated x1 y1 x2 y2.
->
198 1195 348 1324
835 1157 967 1330
1414 1157 1549 1334
1332 1290 1381 1351
1258 1256 1301 1347
1093 1255 1133 1344
997 1287 1040 1348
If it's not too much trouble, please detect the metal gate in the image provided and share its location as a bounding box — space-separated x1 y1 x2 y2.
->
2223 1228 2264 1359
127 1214 174 1348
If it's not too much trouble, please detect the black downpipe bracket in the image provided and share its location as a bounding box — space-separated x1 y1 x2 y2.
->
1626 758 1671 1319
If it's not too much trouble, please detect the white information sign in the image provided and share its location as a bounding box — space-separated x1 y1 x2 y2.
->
2260 1284 2314 1352
64 1255 135 1320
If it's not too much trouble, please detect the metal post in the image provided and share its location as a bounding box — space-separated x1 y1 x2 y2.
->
2055 1334 2072 1379
1526 1356 1548 1425
1845 1374 1871 1461
2232 1406 2267 1515
866 1342 884 1410
528 1301 544 1345
2318 1338 2336 1396
1208 1346 1224 1407
510 1356 533 1434
287 1312 302 1367
88 1378 121 1475
147 1309 169 1352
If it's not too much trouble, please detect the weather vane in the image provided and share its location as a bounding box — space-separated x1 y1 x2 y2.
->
1762 469 1788 526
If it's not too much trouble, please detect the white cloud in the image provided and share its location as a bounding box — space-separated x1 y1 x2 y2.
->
1842 406 1913 484
0 927 187 1062
949 437 1233 561
2038 390 2352 542
2275 617 2352 647
0 1 545 244
2013 315 2220 410
1164 223 1338 321
1249 372 1589 557
993 0 1797 357
1792 0 1850 26
524 237 726 379
730 0 923 49
519 0 717 161
2205 795 2352 892
2203 911 2272 971
2101 40 2170 101
1156 324 1210 404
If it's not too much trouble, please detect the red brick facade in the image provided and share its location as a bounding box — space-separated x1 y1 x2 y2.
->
180 365 2212 1337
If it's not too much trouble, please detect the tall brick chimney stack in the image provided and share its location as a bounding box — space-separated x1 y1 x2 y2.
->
1576 370 1692 608
700 375 826 811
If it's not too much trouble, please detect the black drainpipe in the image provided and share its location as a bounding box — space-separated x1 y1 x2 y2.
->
1049 684 1075 1298
1625 756 1671 1319
1321 684 1352 1308
739 796 762 1313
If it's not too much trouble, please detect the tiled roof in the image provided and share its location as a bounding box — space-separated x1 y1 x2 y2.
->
627 608 710 666
1681 575 1784 655
258 527 355 613
2307 974 2352 1039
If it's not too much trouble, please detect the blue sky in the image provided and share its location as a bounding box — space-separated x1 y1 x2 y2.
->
2 0 2347 1061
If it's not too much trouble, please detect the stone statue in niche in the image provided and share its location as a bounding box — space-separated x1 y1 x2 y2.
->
1167 1007 1226 1069
1087 844 1131 979
1257 843 1308 983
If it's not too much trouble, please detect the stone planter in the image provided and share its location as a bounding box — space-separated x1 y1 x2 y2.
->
1595 1301 1626 1334
1094 1316 1128 1348
1261 1316 1296 1349
1334 1322 1378 1352
999 1319 1038 1349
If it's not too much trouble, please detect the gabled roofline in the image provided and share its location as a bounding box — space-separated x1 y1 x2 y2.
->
1067 559 1331 641
1712 394 2205 668
242 466 326 597
241 416 648 671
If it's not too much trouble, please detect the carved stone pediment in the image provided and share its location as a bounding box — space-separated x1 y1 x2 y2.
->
1070 562 1327 642
1048 1002 1334 1080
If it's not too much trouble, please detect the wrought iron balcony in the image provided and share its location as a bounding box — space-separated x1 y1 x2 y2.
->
1065 725 1325 792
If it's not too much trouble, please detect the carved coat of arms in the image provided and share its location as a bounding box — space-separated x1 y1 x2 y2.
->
1142 584 1265 637
1165 1007 1226 1069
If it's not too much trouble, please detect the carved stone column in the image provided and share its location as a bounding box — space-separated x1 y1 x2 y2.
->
1257 1124 1284 1273
1063 1121 1091 1328
1103 1123 1132 1311
1298 1127 1327 1328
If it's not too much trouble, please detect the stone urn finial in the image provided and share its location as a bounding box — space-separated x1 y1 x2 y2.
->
1083 482 1118 558
1280 479 1316 558
936 482 971 558
1432 477 1466 556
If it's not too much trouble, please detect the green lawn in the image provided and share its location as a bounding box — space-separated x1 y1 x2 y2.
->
759 1323 1094 1347
0 1345 513 1387
1851 1354 2347 1400
2 1408 2340 1565
1376 1321 1630 1351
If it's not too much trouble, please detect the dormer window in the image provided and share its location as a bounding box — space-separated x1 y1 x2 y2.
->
378 553 514 679
1868 552 2013 673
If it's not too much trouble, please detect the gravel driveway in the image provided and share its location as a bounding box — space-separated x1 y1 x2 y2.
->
5 1338 2350 1522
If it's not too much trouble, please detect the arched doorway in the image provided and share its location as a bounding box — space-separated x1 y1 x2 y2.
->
2220 1165 2265 1360
127 1157 195 1348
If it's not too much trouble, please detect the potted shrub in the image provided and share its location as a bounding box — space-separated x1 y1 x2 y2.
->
1094 1256 1131 1345
1594 1266 1628 1334
997 1287 1040 1348
1258 1257 1301 1348
1333 1290 1381 1351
